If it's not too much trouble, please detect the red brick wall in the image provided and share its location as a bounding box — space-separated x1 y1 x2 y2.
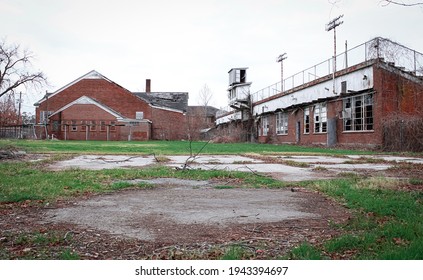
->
151 107 187 140
36 79 152 121
36 78 184 141
373 64 423 116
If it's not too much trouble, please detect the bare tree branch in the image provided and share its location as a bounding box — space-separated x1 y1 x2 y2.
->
0 39 47 98
380 0 423 6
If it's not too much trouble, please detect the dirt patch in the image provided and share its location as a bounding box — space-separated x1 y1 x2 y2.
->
1 185 349 259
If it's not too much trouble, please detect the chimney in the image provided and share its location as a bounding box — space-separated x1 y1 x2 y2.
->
146 79 151 93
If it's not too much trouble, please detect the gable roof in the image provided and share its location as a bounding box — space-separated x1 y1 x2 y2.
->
34 70 122 106
49 95 125 120
34 70 189 114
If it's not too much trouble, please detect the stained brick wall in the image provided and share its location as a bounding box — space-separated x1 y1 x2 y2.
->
35 77 183 141
151 107 187 140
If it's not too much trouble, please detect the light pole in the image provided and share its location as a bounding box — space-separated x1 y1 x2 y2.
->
326 15 344 94
277 53 287 92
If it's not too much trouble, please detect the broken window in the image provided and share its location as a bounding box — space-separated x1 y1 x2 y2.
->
261 116 269 136
71 120 77 132
314 103 327 133
343 93 373 132
276 112 288 135
304 108 310 134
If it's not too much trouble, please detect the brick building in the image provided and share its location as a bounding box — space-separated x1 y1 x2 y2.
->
34 71 189 141
216 38 423 150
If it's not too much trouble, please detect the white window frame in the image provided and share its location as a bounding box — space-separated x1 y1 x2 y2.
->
304 108 310 134
314 103 327 133
261 116 269 136
276 112 288 135
135 111 144 120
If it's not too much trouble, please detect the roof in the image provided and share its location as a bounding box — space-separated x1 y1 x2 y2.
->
133 92 188 112
34 70 190 114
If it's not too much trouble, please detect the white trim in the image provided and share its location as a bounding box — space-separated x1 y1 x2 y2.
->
49 96 124 119
119 118 152 124
149 104 185 114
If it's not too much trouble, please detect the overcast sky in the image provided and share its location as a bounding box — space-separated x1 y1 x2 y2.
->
2 0 422 113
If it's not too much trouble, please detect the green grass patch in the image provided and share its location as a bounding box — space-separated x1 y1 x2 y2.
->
286 177 423 260
0 160 285 203
221 246 247 260
0 139 377 156
286 243 324 260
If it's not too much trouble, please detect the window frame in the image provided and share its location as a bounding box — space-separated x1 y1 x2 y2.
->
314 103 327 134
304 108 310 134
261 116 269 136
343 93 374 132
276 111 288 135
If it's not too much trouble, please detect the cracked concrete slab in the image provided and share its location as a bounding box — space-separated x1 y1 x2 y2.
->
44 186 316 241
47 154 421 181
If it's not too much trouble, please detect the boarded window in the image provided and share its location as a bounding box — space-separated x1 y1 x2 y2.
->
135 112 144 120
81 121 87 132
90 121 96 131
110 121 116 132
100 121 106 131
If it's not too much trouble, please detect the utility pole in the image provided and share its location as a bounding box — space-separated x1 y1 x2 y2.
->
276 53 287 92
326 15 344 94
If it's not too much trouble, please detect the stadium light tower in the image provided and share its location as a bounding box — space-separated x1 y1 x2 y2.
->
326 15 344 94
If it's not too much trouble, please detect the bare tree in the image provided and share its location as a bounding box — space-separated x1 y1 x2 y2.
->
380 0 423 6
0 39 47 99
197 83 214 108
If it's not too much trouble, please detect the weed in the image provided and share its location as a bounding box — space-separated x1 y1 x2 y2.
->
286 243 323 260
154 155 171 163
221 246 246 260
409 178 423 185
312 166 328 171
214 185 234 189
59 249 80 260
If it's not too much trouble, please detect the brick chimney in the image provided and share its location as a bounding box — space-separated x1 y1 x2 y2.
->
146 79 151 93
